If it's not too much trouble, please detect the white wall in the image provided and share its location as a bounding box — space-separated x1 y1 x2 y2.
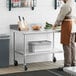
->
0 0 75 65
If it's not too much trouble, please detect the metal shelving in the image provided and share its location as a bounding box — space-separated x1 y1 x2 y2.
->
7 0 37 11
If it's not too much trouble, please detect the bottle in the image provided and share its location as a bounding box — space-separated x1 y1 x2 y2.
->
12 0 16 7
18 0 21 7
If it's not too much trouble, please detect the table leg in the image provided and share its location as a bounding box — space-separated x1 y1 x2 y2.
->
52 31 56 63
13 32 18 66
23 34 27 71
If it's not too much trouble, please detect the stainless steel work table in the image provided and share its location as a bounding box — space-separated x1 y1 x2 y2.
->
10 25 62 71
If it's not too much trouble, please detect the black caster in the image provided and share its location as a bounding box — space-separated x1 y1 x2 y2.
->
31 7 34 10
53 57 56 63
14 60 18 66
24 66 28 71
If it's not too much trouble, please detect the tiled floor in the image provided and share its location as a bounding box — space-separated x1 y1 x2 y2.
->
0 60 64 75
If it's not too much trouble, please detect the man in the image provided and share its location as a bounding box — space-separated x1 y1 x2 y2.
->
53 0 76 69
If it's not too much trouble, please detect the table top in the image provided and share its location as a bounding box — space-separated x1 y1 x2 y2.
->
10 24 61 35
63 66 76 75
11 29 61 35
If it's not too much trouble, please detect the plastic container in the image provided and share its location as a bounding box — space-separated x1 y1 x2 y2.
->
28 40 51 53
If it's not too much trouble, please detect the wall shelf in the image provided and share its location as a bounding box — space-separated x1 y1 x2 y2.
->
8 0 37 11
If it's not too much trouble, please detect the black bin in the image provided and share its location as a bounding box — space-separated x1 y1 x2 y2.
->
0 34 10 68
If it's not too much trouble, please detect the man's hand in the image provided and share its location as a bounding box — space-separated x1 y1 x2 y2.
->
52 25 57 30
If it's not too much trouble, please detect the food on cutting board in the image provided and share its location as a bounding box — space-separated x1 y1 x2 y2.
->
32 25 42 30
44 22 53 29
56 25 61 30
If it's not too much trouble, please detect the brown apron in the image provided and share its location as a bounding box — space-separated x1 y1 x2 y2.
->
75 33 76 42
61 20 72 45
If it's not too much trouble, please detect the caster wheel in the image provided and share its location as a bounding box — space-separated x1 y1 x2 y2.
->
53 57 56 63
24 66 28 71
14 60 18 66
32 7 34 10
